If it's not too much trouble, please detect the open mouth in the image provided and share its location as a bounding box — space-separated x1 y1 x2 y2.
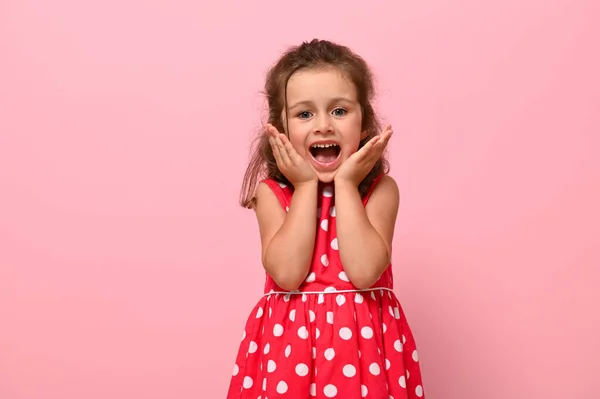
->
309 143 341 165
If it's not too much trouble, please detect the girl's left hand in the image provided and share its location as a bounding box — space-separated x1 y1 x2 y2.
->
334 125 393 187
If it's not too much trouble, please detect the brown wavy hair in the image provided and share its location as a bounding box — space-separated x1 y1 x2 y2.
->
240 39 389 209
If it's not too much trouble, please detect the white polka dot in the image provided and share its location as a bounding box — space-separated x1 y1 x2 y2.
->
241 330 246 341
330 206 336 217
273 324 283 337
285 344 291 357
289 309 296 322
277 381 288 394
331 238 338 250
285 206 289 212
407 370 411 379
263 378 267 390
327 311 334 324
324 348 335 360
369 362 381 375
309 310 316 322
342 364 356 377
243 376 253 389
336 295 346 306
358 349 361 358
355 293 364 303
255 307 263 318
361 326 374 339
305 272 316 283
338 271 350 282
339 327 352 340
324 286 337 293
371 291 376 300
394 339 403 352
263 343 270 354
389 306 394 317
412 350 419 362
284 294 290 302
385 358 391 370
361 385 368 397
323 185 333 197
296 363 309 376
310 383 316 396
248 341 258 353
324 384 337 397
394 307 400 319
298 326 309 339
398 375 406 388
316 328 320 339
321 219 329 231
416 385 423 397
321 254 329 266
232 364 239 376
318 294 325 304
278 182 287 188
312 347 316 359
402 334 406 344
269 307 272 317
383 323 387 333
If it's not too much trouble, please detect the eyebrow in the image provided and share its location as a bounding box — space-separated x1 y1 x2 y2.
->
287 97 356 110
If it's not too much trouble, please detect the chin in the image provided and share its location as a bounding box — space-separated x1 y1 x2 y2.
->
315 171 337 183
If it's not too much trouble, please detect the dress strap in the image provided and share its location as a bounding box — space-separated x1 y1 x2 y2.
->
362 174 385 205
261 179 292 211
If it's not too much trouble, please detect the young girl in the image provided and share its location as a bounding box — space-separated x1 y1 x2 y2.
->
227 39 425 399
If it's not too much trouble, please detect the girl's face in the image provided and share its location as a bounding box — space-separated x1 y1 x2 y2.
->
283 67 365 183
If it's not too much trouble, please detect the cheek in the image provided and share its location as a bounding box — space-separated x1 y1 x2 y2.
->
288 133 307 155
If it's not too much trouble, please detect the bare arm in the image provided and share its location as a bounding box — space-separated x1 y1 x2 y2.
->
334 175 400 289
254 181 318 291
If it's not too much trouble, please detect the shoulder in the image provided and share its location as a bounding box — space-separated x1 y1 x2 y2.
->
254 181 287 243
365 174 400 215
255 179 289 213
255 180 279 206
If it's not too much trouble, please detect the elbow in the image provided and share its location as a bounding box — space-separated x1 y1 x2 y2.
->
270 270 306 291
346 257 391 290
263 257 308 291
349 274 380 290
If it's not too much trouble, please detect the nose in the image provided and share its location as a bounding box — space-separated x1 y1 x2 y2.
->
313 114 334 135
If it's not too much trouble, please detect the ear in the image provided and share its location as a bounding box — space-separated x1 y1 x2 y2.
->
360 130 369 140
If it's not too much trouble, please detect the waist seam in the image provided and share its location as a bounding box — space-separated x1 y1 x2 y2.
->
264 287 394 296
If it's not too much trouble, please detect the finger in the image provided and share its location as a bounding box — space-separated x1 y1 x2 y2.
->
381 125 393 142
266 123 284 139
265 123 277 138
357 135 380 158
273 134 291 165
269 137 284 164
279 134 303 163
372 133 391 157
364 131 391 163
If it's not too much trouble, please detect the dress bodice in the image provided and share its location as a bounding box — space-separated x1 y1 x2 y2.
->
261 177 394 294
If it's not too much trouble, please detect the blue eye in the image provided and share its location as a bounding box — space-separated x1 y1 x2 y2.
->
297 111 312 119
332 108 347 117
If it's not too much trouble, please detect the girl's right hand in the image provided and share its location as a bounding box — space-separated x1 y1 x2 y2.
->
266 123 317 187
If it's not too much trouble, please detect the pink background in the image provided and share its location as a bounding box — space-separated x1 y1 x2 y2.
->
1 0 599 398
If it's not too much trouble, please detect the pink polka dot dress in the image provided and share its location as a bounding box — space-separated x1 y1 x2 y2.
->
227 176 425 398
